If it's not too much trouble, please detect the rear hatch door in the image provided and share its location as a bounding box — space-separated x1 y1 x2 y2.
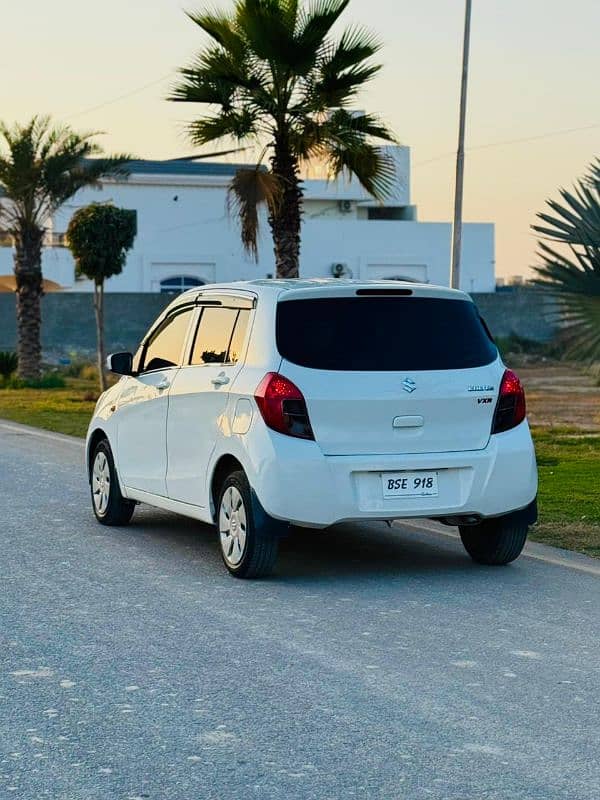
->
276 291 502 456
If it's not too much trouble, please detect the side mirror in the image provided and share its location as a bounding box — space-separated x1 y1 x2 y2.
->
106 352 133 376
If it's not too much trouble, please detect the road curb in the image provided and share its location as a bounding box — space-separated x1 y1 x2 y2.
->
0 418 85 447
396 519 600 577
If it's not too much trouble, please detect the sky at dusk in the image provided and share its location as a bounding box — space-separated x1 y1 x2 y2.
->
3 0 599 278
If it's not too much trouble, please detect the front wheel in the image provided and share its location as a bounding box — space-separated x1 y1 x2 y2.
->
217 470 279 578
459 516 528 565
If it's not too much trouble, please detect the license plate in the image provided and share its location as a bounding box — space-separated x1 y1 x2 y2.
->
381 470 439 498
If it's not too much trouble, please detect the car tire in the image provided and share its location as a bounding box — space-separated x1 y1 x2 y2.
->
90 439 135 526
459 516 528 565
217 470 279 579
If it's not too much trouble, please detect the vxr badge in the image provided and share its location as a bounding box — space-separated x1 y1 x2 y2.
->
402 378 417 394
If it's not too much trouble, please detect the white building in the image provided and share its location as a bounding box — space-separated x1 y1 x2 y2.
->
0 146 495 293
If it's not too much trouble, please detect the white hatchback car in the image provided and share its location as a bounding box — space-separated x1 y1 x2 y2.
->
86 279 538 578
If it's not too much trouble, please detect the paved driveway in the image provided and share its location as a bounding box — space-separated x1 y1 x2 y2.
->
1 421 599 800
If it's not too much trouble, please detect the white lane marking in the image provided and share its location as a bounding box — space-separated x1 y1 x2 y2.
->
515 550 600 577
396 520 600 578
511 650 542 659
10 668 53 678
0 421 85 447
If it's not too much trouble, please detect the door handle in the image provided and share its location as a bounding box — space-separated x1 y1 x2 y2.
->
392 415 424 428
211 372 230 387
156 378 171 390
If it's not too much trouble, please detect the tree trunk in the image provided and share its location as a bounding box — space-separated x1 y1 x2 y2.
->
268 135 303 279
13 226 45 381
93 280 107 392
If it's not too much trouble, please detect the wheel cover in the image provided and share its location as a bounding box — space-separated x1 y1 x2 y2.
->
92 451 111 516
219 486 247 567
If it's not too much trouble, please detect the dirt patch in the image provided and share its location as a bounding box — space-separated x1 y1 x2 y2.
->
531 522 600 559
516 363 600 431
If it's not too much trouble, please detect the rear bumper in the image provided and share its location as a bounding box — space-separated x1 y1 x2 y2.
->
251 421 538 528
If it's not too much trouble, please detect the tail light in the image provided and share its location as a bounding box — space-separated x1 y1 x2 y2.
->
492 369 526 434
254 373 314 440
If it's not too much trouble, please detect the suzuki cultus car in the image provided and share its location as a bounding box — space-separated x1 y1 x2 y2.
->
86 280 537 578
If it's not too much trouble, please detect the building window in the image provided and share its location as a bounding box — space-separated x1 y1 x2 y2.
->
159 276 205 295
45 232 68 247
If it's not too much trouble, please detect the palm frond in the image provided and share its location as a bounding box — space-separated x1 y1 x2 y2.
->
50 155 131 199
533 182 600 248
316 24 381 74
280 0 300 31
327 142 396 201
170 72 237 108
291 110 396 163
532 171 600 362
0 115 132 229
328 109 397 143
188 110 260 146
586 158 600 191
227 168 282 259
296 0 351 52
237 0 298 64
186 8 245 56
310 63 381 108
169 46 273 114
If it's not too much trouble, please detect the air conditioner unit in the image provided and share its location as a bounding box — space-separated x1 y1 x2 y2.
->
331 262 352 278
338 200 353 214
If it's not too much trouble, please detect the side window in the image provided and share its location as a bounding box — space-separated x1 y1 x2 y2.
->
190 307 238 366
228 310 251 364
141 308 194 373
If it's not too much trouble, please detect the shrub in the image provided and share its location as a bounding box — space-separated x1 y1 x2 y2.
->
0 351 18 378
494 334 557 359
79 364 99 382
58 358 94 378
5 373 66 389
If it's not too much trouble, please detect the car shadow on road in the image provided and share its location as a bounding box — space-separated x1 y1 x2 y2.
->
127 507 478 582
278 522 473 581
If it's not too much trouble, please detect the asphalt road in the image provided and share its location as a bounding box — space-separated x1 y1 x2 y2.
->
1 421 599 800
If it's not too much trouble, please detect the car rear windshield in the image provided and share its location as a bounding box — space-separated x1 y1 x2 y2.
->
276 296 497 371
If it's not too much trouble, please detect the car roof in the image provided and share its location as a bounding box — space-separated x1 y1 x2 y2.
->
179 278 470 303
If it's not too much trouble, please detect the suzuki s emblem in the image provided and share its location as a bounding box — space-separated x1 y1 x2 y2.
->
402 378 417 394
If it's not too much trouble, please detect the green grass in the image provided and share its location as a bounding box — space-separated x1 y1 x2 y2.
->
530 427 600 557
0 380 97 438
0 386 598 558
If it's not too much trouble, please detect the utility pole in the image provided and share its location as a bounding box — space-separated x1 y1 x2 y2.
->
451 0 473 290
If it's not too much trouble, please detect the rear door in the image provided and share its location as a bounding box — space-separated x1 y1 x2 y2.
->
276 293 502 456
166 298 253 507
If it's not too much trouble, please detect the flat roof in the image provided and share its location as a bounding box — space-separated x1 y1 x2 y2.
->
125 159 256 177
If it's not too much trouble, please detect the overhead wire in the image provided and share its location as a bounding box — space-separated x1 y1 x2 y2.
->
413 122 600 168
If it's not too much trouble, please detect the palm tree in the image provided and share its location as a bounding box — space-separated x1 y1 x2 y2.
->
0 116 130 380
169 0 397 277
532 160 600 362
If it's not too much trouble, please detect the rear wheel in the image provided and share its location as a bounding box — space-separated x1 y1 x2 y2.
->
90 439 135 526
217 470 279 578
459 516 528 565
